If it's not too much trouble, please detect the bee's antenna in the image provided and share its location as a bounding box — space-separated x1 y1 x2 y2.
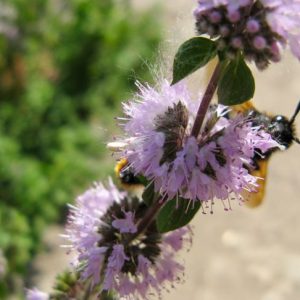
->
289 101 300 125
293 137 300 144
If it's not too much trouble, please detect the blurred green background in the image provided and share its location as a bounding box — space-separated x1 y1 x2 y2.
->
0 0 161 297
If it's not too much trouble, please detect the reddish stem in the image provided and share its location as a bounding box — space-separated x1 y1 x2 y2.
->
191 62 222 138
127 197 165 244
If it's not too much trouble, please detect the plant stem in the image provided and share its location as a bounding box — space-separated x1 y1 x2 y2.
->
127 197 165 243
191 61 222 138
138 199 165 233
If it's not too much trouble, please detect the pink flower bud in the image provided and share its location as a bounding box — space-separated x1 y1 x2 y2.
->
231 37 243 49
209 11 222 23
253 36 267 50
227 10 240 23
220 25 230 37
246 19 260 33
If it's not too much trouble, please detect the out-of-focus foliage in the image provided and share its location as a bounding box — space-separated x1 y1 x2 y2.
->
0 0 161 296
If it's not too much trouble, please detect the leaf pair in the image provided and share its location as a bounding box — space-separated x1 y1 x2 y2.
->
172 37 255 105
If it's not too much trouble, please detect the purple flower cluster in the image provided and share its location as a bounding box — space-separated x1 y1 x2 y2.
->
118 80 279 211
194 0 300 69
63 179 192 299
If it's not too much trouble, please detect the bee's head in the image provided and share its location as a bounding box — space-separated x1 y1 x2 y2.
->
119 167 137 184
269 101 300 148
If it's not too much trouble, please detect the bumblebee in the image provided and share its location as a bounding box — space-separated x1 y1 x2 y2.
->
114 158 144 194
231 100 300 207
112 101 300 206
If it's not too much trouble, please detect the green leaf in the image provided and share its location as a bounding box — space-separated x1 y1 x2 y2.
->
142 182 159 207
156 197 201 233
217 55 255 105
135 175 149 187
172 37 217 85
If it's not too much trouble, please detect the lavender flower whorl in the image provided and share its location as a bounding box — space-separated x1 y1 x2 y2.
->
117 80 279 211
64 179 191 299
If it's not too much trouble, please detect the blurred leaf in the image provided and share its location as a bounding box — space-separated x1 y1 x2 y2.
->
172 37 217 84
142 182 158 207
156 198 201 233
0 0 161 295
217 56 255 105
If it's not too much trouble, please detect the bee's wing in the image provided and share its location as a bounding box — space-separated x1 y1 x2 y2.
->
243 159 268 208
